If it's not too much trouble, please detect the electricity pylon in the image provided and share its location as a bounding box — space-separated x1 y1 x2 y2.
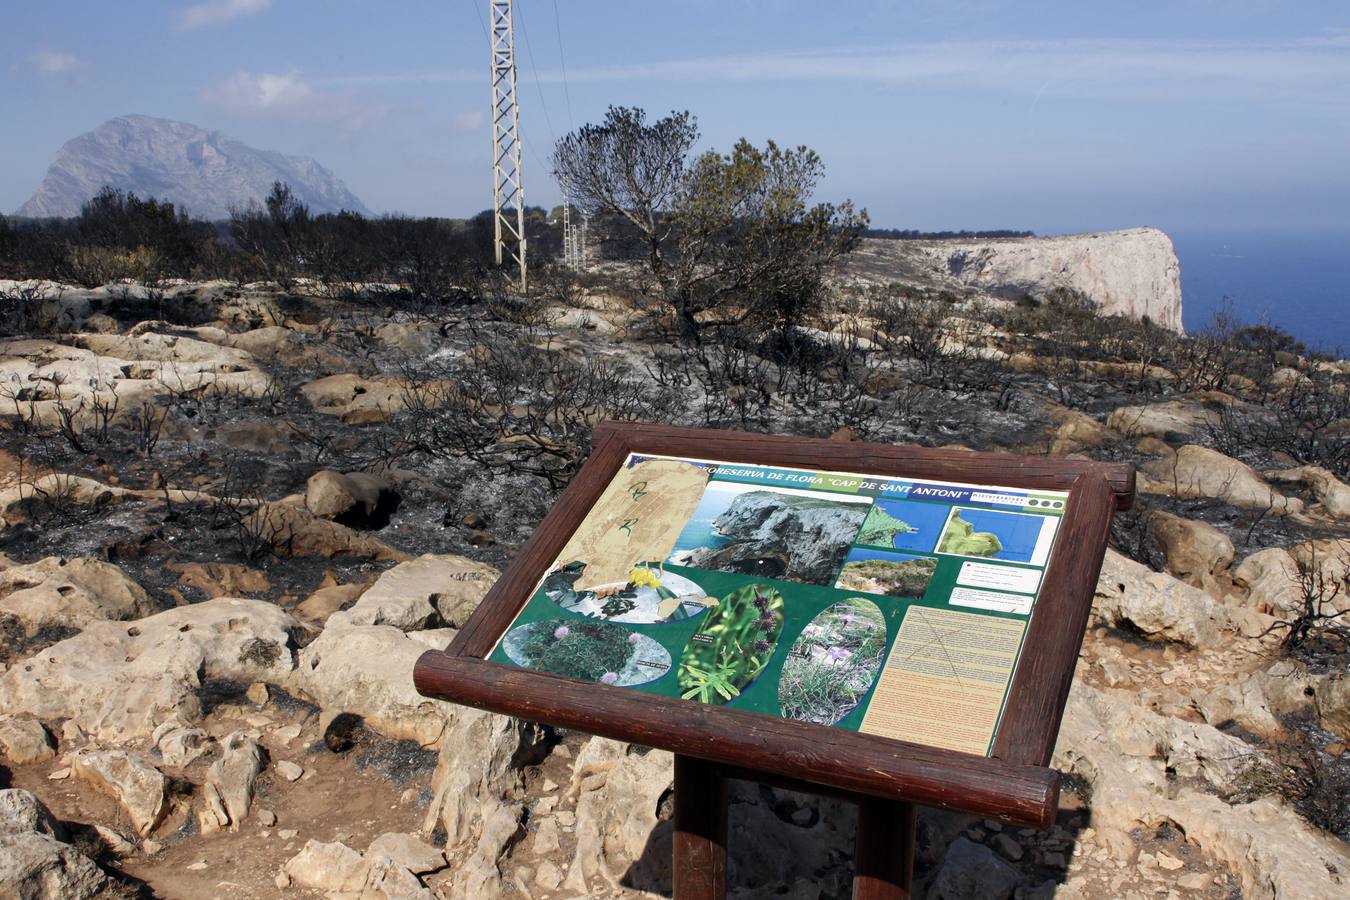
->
490 0 526 290
560 178 584 268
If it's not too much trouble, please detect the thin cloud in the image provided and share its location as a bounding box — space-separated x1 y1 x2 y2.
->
176 0 271 31
201 68 388 128
451 110 485 132
321 35 1350 109
9 50 85 78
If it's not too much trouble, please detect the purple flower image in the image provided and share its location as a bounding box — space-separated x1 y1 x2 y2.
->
553 625 570 639
600 672 619 685
628 632 643 643
778 598 888 727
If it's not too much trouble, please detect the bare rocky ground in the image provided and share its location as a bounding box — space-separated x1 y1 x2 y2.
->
0 271 1348 899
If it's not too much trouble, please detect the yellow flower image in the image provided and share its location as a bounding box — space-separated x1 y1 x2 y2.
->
627 566 664 590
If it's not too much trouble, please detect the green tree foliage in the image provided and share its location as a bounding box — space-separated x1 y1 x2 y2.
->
552 107 866 339
551 106 699 278
665 139 867 337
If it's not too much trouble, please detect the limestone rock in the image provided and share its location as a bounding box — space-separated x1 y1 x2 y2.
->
1147 511 1234 593
1144 445 1304 515
0 555 156 633
363 851 435 899
202 731 263 832
563 739 676 894
0 715 55 764
1107 401 1219 440
367 832 446 875
240 502 408 561
274 760 304 782
154 724 212 768
0 832 109 900
296 582 367 624
337 553 499 632
165 561 270 599
1194 675 1282 736
1054 682 1350 899
1094 548 1228 646
284 837 432 898
1266 465 1350 519
0 789 60 837
300 374 418 423
451 802 523 900
892 228 1184 329
423 706 545 848
928 837 1021 900
0 597 298 743
1315 675 1350 740
71 748 169 836
283 839 370 893
1232 548 1307 618
304 470 400 529
290 623 457 746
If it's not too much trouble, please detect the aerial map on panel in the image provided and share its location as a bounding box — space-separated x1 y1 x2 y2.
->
489 454 1069 756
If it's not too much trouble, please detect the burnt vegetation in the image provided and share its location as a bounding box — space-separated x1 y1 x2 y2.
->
2 108 1349 845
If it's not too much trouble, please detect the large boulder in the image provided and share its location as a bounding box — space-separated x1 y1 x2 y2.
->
1106 401 1219 441
1315 675 1350 740
1093 549 1229 647
0 790 108 900
242 502 408 561
1053 682 1350 899
0 556 157 633
336 554 499 631
1147 511 1234 594
288 623 457 746
1232 549 1307 619
0 597 298 743
304 470 401 529
927 837 1021 900
1266 466 1350 519
71 748 170 836
1144 445 1304 515
0 715 55 764
201 731 263 833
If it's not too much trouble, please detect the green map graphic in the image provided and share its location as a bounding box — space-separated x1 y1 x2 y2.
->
937 513 1003 556
857 504 915 546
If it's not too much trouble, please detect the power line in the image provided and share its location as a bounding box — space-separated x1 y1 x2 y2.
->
514 1 557 145
551 0 574 130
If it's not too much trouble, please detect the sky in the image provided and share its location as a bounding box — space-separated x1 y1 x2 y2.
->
3 0 1349 235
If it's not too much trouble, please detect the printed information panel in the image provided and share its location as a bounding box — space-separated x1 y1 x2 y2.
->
489 453 1069 756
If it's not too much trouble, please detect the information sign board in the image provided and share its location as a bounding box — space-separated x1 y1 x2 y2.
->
414 422 1133 835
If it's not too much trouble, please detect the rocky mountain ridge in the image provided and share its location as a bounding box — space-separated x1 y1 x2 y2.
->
16 115 371 220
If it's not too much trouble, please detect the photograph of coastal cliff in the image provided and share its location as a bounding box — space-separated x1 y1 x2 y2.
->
667 483 871 584
835 548 938 599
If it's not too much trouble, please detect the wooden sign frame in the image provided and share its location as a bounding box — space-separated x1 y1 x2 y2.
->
414 422 1133 897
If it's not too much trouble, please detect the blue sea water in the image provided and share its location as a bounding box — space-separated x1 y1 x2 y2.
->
867 499 951 553
1172 228 1350 356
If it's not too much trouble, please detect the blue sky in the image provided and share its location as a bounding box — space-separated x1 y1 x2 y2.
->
3 1 1348 233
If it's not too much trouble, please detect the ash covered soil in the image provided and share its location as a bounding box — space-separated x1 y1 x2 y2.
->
0 271 1347 898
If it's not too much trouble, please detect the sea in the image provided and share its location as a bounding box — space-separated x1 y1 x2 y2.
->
1171 228 1350 358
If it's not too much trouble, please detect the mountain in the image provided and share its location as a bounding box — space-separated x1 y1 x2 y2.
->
16 115 371 220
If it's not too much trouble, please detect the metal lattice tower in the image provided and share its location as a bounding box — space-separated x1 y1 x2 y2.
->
561 181 575 266
490 0 526 290
560 178 584 268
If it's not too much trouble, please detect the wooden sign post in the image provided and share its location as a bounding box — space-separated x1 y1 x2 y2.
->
414 423 1133 898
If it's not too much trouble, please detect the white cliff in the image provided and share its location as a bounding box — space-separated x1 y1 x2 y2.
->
851 227 1185 331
